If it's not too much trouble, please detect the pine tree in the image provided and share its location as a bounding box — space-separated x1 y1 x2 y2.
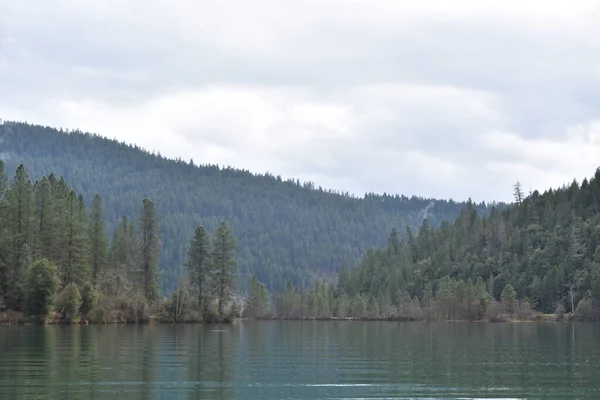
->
513 180 524 204
0 161 8 304
61 190 89 286
0 160 7 198
246 275 270 318
211 221 238 315
138 199 160 303
4 165 35 309
387 228 401 256
501 284 517 315
103 216 138 297
33 176 54 260
89 194 108 283
48 175 70 267
184 224 211 315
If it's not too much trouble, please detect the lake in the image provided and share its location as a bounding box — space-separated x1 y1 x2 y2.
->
0 321 599 399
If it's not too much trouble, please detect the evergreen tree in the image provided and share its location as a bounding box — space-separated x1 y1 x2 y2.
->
0 121 497 294
48 176 70 268
89 194 108 282
61 190 89 286
211 221 238 315
513 180 524 204
79 282 98 318
0 161 8 304
0 160 7 197
388 228 401 255
33 176 53 260
102 216 138 297
4 165 35 309
184 224 211 315
138 199 161 303
501 284 517 315
246 275 270 318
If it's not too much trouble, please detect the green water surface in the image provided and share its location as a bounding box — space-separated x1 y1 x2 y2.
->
0 321 598 399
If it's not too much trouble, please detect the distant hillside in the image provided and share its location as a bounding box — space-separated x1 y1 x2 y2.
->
0 120 501 293
327 166 600 320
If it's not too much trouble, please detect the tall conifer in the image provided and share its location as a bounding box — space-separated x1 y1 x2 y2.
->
211 221 238 315
185 224 211 315
89 194 108 282
138 199 160 303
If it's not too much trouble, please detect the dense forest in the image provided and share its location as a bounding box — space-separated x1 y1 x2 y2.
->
3 120 598 323
0 121 499 293
249 168 600 321
0 160 240 323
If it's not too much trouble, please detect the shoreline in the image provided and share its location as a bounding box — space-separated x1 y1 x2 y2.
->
1 312 579 325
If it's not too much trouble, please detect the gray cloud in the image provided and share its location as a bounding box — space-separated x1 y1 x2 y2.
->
2 0 600 202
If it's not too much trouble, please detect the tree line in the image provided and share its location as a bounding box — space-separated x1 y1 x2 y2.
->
245 168 600 322
0 161 239 323
0 120 499 294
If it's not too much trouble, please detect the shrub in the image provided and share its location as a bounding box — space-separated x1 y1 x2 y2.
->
88 306 107 324
80 282 99 317
24 259 59 319
55 284 82 321
575 297 599 321
122 293 149 323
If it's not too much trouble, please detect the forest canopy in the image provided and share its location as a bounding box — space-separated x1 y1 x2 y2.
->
0 160 240 323
0 120 499 293
268 169 600 321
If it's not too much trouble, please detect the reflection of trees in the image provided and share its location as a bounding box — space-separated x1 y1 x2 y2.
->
181 324 237 400
2 322 600 398
139 325 156 400
332 321 600 398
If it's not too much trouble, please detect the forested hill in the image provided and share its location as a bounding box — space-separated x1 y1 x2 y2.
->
0 120 498 293
327 168 600 320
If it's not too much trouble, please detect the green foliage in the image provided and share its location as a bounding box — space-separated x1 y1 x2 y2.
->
0 156 246 323
89 194 108 282
0 121 497 293
211 221 238 315
245 275 271 318
158 285 191 323
268 168 600 322
55 283 82 320
501 284 517 314
185 225 211 314
61 191 90 286
8 120 599 322
79 282 99 317
138 199 161 303
3 165 35 309
24 259 59 318
0 159 167 317
88 305 107 324
104 216 137 297
330 169 600 320
0 160 7 197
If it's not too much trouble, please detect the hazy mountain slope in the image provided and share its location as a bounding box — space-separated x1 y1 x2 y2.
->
0 120 499 293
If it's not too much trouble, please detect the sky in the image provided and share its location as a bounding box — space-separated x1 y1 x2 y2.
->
1 0 600 203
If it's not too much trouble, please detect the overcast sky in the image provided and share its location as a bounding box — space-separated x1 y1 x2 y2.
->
1 1 599 202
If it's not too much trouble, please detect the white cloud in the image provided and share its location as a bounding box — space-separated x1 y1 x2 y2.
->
480 124 600 193
2 0 600 203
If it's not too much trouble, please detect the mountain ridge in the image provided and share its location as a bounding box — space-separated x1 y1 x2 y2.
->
0 120 501 293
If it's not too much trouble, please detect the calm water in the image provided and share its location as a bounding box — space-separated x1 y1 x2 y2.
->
0 321 599 399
